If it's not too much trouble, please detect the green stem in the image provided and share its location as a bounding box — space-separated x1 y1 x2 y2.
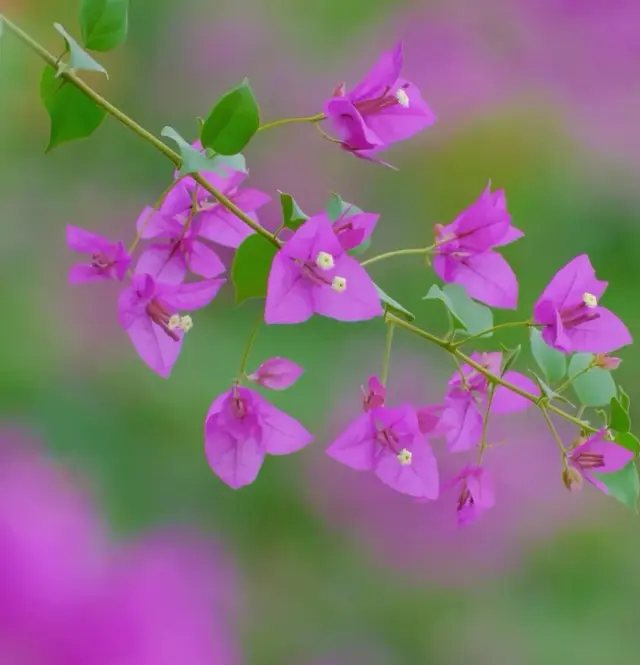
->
385 313 598 433
477 385 497 464
258 114 325 132
238 310 264 378
539 406 568 464
1 14 281 248
452 320 533 347
555 363 595 395
361 247 429 268
380 322 395 385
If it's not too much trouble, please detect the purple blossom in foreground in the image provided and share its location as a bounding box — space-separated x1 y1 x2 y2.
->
0 427 239 665
118 273 224 377
433 185 522 309
440 351 537 452
362 375 386 411
533 254 632 354
205 386 313 488
324 42 436 163
66 225 131 283
326 403 439 499
247 357 304 390
566 428 634 493
444 464 495 526
332 208 380 251
265 213 382 324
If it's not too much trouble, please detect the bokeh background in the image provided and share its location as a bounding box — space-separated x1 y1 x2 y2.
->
2 0 640 663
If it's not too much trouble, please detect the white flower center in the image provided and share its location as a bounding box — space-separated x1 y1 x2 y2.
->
168 314 181 330
179 315 193 332
168 313 193 332
397 448 412 465
395 89 410 108
582 292 598 309
315 251 335 270
331 276 347 293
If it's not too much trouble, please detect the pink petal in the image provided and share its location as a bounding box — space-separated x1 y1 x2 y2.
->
135 243 187 285
567 306 632 354
349 41 404 100
540 305 573 353
441 398 483 452
248 357 304 390
65 225 111 253
188 241 226 279
125 315 182 378
453 187 512 252
257 399 313 455
325 413 378 470
374 441 439 499
265 254 313 324
135 206 182 239
68 263 109 284
325 97 385 150
198 209 256 248
491 371 537 414
578 439 634 474
466 467 495 509
334 212 380 251
162 278 225 310
231 188 271 214
493 225 524 247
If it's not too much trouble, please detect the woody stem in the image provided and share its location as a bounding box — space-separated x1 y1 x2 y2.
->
539 406 568 466
1 14 281 248
360 247 430 267
386 313 598 434
477 385 497 464
451 320 534 347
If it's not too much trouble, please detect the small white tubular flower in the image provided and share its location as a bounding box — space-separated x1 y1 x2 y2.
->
331 276 347 293
395 88 410 108
397 448 412 465
315 251 335 270
168 314 181 330
582 292 598 309
179 315 193 332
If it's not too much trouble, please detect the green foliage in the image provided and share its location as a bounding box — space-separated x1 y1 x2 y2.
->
528 371 573 405
79 0 129 51
423 283 493 337
530 328 567 384
231 234 278 304
594 462 640 513
325 193 370 255
610 396 631 434
160 127 245 177
53 23 108 77
569 353 616 407
278 192 308 230
40 67 106 152
201 79 260 155
500 344 522 376
612 432 640 456
375 285 414 322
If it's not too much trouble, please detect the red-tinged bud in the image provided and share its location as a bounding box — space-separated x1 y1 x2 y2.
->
562 466 583 491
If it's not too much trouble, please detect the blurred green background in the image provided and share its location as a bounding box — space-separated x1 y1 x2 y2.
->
2 0 640 663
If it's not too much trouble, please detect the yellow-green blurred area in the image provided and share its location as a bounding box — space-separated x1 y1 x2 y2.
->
2 0 640 663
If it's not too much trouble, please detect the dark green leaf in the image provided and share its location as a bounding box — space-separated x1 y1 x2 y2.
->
375 285 414 322
594 462 639 512
40 66 106 152
53 23 108 77
201 79 260 155
500 343 522 376
423 284 493 336
529 328 567 384
610 396 631 433
569 353 616 407
79 0 129 51
278 191 308 230
612 432 640 455
231 234 278 304
161 126 245 177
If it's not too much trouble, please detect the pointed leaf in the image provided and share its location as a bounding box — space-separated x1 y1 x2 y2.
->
201 79 260 155
528 371 575 407
326 193 363 221
278 191 309 230
618 386 630 413
53 23 108 77
375 285 414 321
594 462 639 512
423 283 493 336
569 353 617 407
79 0 129 51
500 343 521 376
530 327 567 384
610 396 631 433
161 126 245 177
40 67 106 152
232 234 278 304
612 432 640 456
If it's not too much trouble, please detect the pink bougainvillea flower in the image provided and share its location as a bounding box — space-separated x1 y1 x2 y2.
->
135 207 226 284
440 351 537 451
265 213 383 324
432 185 522 309
533 254 632 354
247 357 304 390
324 42 436 158
362 375 386 411
118 273 224 377
593 353 622 370
326 404 439 499
332 208 380 251
443 464 495 526
567 428 634 493
205 386 313 488
66 225 131 283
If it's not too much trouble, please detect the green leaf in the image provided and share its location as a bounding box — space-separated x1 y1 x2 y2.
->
611 432 640 455
423 284 493 336
569 353 617 407
375 285 414 322
500 343 522 376
529 328 567 384
40 66 107 152
326 193 363 221
53 23 108 77
278 192 309 230
161 127 245 177
594 462 639 512
201 79 260 156
231 234 278 304
79 0 129 51
618 386 630 413
610 396 631 433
